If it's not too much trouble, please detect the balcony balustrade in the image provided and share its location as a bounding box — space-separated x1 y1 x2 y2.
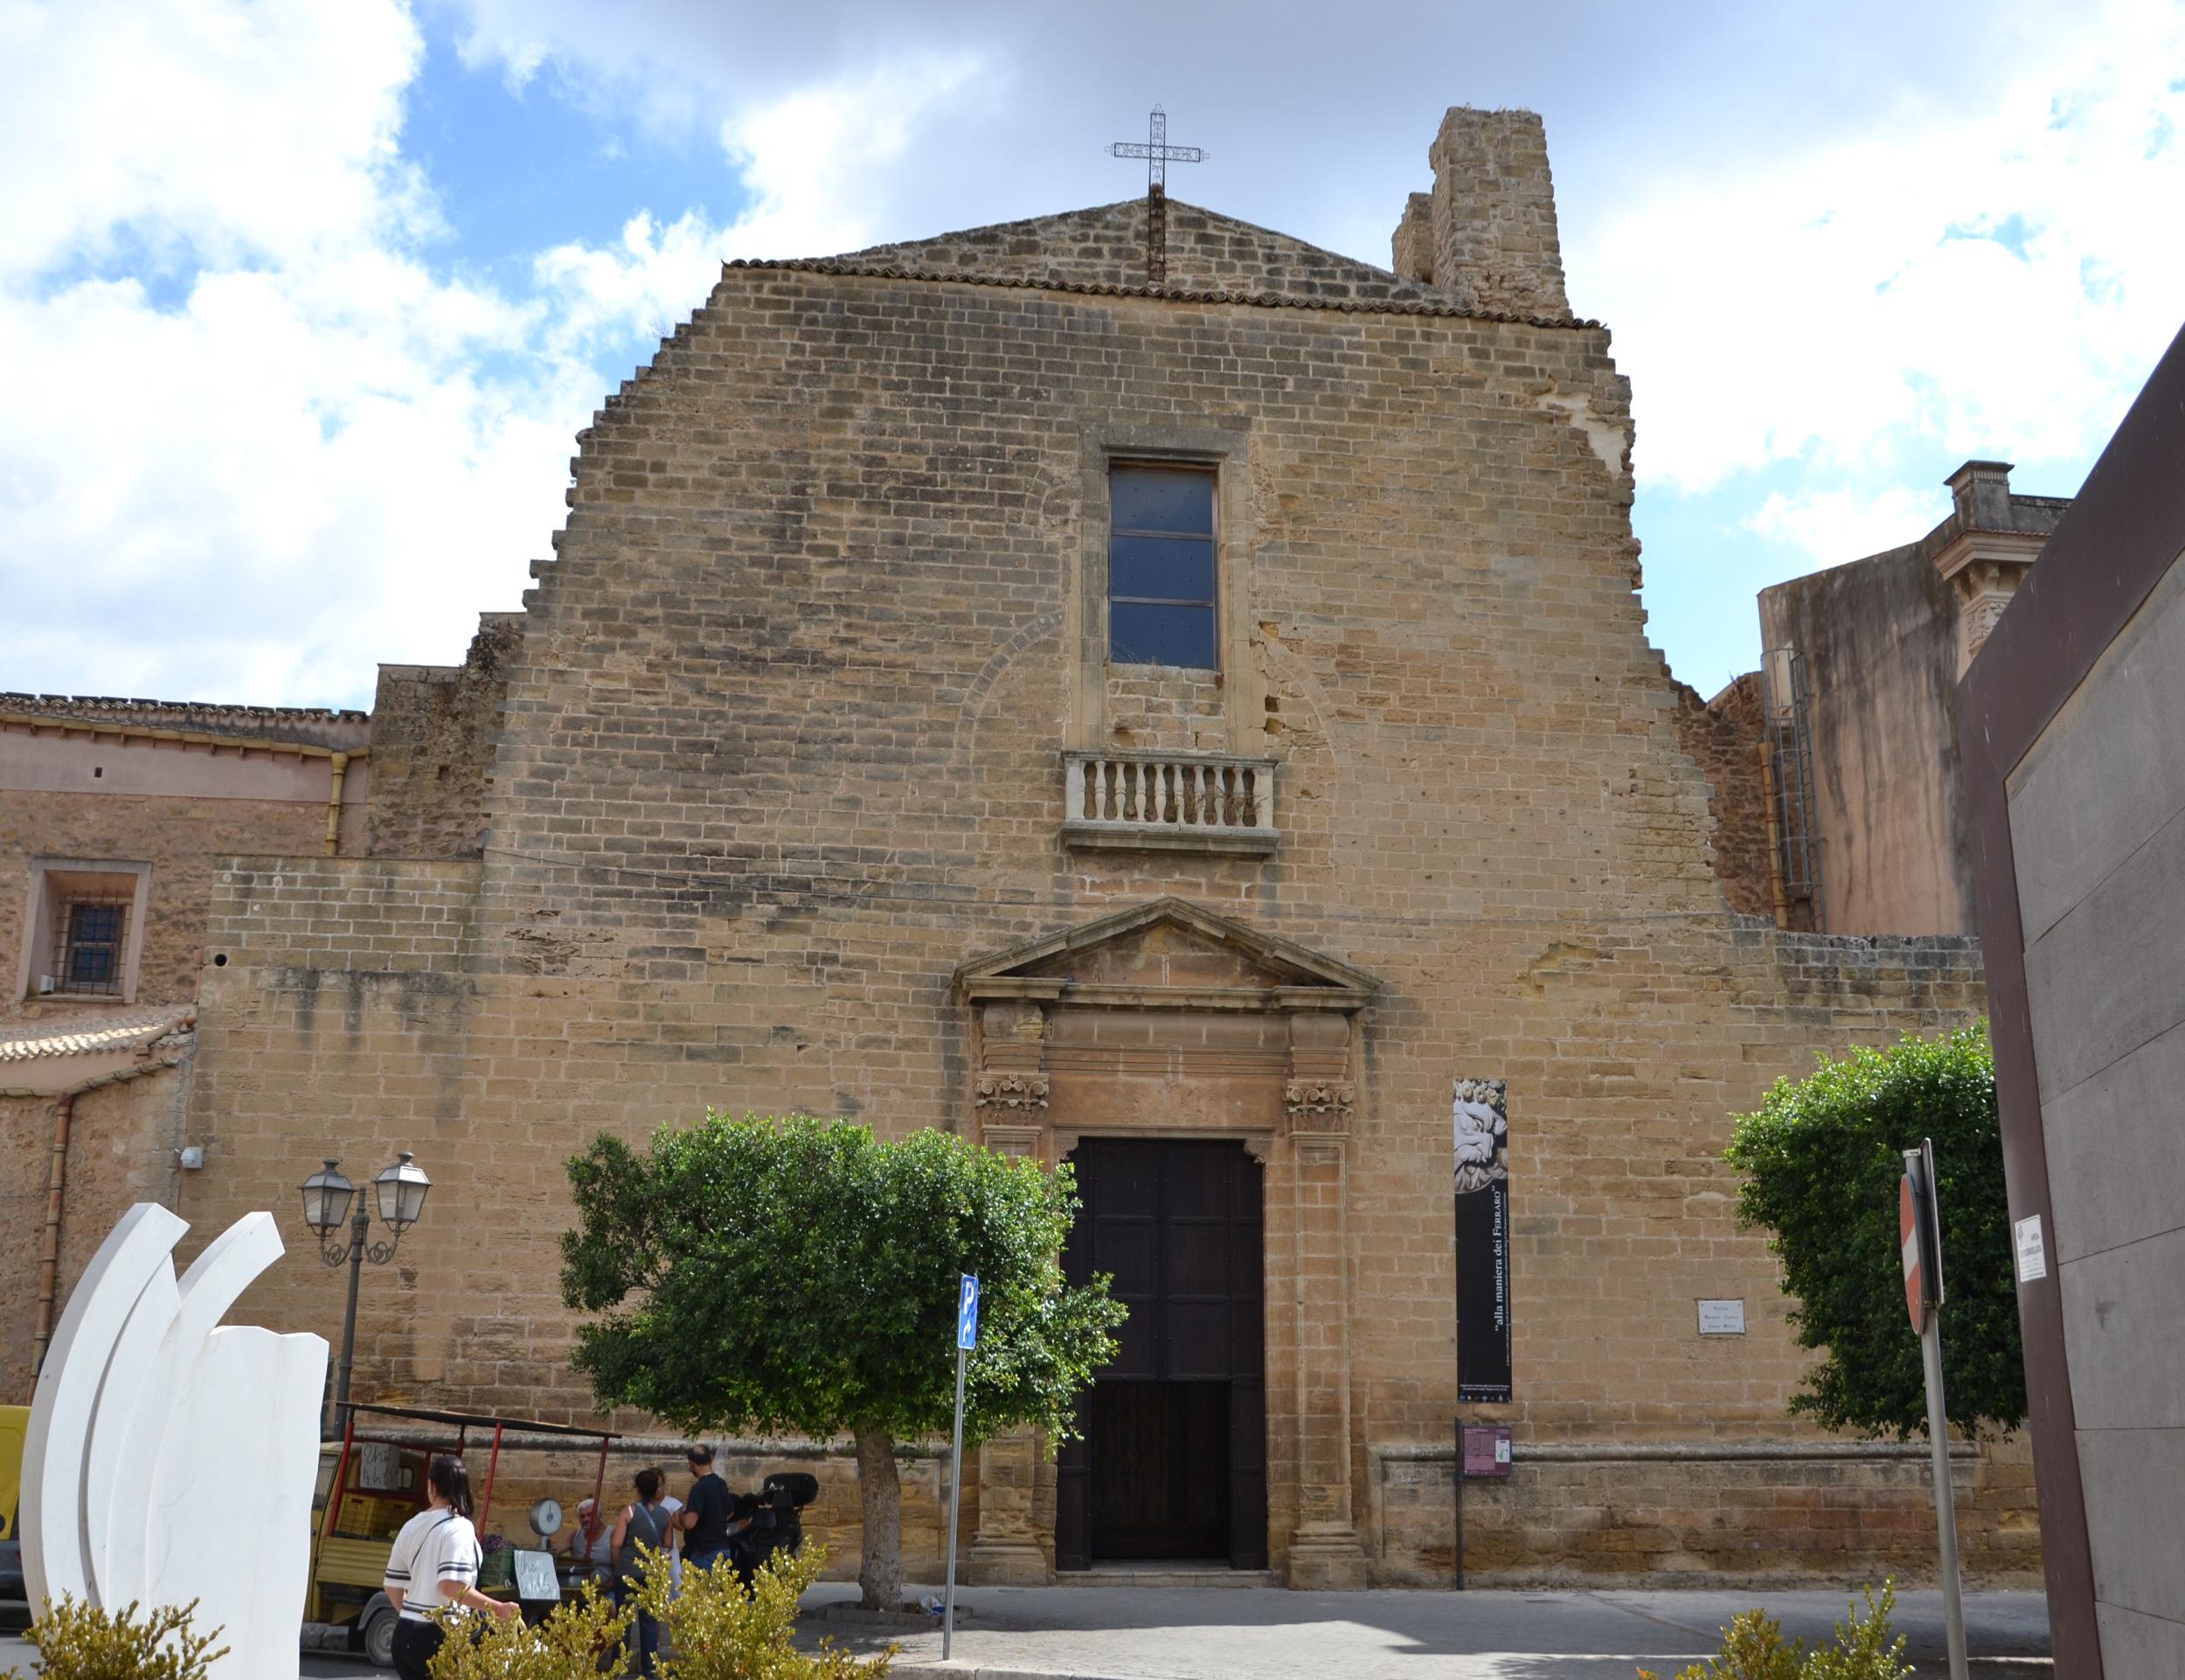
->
1061 750 1280 854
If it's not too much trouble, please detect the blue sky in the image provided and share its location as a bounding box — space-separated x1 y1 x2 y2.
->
4 0 2183 708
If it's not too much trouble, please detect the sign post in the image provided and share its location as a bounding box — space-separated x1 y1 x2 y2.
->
943 1274 978 1660
1902 1141 1968 1680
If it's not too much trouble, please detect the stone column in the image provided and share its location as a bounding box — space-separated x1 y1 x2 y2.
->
966 1001 1054 1585
1281 1012 1370 1588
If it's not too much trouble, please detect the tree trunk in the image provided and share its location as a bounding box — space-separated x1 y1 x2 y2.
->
854 1427 903 1612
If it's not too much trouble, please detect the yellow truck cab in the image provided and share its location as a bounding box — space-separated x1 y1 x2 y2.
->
307 1404 616 1667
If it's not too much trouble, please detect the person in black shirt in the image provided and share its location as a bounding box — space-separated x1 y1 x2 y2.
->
676 1444 733 1573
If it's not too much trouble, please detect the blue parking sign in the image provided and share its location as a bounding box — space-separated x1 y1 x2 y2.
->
957 1275 980 1350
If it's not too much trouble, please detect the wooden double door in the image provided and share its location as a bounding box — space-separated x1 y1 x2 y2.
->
1057 1138 1268 1569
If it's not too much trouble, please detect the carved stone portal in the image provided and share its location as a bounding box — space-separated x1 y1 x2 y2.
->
952 898 1380 1586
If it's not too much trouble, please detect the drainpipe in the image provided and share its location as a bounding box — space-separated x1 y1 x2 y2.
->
324 752 350 857
30 1092 77 1377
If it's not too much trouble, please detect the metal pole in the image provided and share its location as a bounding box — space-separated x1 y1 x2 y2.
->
942 1345 968 1660
333 1202 368 1434
1923 1316 1969 1680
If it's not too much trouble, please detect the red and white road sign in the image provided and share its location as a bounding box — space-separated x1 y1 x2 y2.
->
1901 1174 1925 1330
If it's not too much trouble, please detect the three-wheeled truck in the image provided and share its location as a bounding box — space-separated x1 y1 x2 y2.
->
308 1403 620 1666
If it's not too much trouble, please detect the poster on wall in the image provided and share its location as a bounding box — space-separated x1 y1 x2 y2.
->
1453 1078 1511 1404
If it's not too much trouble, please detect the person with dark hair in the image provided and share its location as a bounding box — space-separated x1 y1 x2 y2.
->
675 1444 733 1575
612 1468 670 1677
383 1455 517 1680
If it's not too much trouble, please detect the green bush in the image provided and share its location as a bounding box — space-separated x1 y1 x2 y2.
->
1638 1582 1911 1680
629 1540 892 1680
425 1580 628 1680
1725 1024 2024 1437
26 1596 227 1680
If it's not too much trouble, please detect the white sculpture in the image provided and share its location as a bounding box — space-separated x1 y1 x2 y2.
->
23 1203 329 1680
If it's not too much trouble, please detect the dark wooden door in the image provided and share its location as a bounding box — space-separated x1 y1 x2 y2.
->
1057 1138 1266 1569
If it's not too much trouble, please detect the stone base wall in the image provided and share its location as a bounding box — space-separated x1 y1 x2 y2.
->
1371 1436 2041 1587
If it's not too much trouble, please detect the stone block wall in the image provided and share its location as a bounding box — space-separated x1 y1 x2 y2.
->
175 254 2018 1583
1425 108 1571 319
1374 1438 2038 1586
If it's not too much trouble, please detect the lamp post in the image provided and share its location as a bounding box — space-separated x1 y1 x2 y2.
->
300 1152 432 1435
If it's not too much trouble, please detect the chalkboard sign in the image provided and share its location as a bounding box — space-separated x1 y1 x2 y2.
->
511 1550 560 1602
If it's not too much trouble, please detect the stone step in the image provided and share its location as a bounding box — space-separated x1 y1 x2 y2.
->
1048 1566 1280 1588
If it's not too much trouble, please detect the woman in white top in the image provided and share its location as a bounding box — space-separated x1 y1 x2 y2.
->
382 1455 517 1680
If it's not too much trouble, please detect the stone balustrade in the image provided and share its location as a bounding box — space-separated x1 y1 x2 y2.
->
1061 750 1279 854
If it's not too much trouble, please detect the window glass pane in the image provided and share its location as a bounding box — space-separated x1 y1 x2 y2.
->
1110 534 1214 603
1110 468 1213 536
1111 602 1217 670
72 904 121 942
69 947 116 985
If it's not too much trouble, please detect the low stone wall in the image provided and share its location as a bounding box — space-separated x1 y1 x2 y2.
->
1370 1435 2039 1587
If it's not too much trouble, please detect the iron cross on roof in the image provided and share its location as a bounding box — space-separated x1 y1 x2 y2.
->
1106 105 1204 194
1107 107 1204 287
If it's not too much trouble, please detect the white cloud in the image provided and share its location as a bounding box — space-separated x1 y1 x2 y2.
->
1742 486 1943 568
0 0 628 706
1583 0 2185 496
716 53 987 260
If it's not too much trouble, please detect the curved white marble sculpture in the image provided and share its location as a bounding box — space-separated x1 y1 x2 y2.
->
23 1203 329 1680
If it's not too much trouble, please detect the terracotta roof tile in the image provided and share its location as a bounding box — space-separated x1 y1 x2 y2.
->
0 1005 195 1063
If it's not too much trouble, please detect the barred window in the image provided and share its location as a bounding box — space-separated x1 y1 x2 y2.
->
58 897 129 996
1108 465 1217 670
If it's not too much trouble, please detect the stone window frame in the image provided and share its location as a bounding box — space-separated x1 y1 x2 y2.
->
15 858 153 1004
1072 420 1263 755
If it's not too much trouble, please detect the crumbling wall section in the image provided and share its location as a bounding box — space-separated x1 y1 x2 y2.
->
367 614 521 860
1675 672 1774 918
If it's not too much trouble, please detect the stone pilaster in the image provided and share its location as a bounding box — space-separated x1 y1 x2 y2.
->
967 1000 1054 1583
1281 1012 1370 1588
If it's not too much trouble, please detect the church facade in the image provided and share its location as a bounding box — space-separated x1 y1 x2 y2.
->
111 108 2035 1586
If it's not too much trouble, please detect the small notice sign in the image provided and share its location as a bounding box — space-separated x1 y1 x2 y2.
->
511 1550 560 1602
2015 1214 2048 1283
1461 1424 1513 1479
1696 1299 1746 1336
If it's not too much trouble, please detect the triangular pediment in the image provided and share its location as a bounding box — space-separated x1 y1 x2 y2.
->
957 899 1377 1006
831 199 1439 306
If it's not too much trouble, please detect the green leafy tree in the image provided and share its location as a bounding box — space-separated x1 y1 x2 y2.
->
1725 1024 2024 1437
560 1114 1125 1608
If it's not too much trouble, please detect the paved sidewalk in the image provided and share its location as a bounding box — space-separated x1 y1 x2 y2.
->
0 1582 2053 1680
798 1581 2052 1680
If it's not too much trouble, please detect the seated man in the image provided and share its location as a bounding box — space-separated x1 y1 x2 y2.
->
565 1496 614 1579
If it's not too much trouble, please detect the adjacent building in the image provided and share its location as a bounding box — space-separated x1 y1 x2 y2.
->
1681 462 2068 936
1960 321 2185 1680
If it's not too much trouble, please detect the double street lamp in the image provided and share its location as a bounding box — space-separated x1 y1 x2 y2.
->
299 1152 433 1434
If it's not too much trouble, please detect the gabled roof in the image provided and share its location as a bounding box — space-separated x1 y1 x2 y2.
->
830 198 1442 309
956 897 1378 1007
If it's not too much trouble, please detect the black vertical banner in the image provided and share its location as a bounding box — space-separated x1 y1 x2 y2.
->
1453 1079 1511 1404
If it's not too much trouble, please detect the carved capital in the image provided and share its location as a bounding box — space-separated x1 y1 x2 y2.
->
1285 1080 1354 1134
975 1073 1051 1111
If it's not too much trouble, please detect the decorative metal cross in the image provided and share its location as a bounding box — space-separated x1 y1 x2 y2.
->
1106 105 1205 195
1107 106 1204 286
